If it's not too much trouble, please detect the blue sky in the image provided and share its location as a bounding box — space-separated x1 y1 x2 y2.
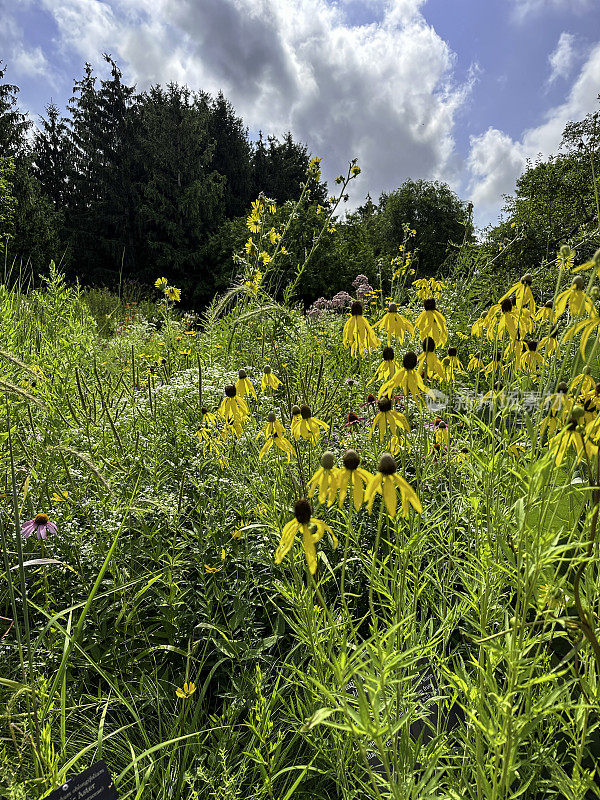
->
2 0 600 229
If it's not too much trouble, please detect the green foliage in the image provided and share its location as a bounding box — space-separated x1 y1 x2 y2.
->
0 156 16 251
376 179 473 276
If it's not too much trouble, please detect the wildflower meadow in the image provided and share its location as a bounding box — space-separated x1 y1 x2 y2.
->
3 161 600 799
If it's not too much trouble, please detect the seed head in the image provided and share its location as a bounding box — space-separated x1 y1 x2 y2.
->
521 273 532 285
423 298 436 311
501 298 513 313
422 337 436 353
382 346 394 361
545 300 553 309
526 340 538 352
366 393 376 404
377 396 392 413
351 301 363 316
267 411 277 423
225 384 236 398
291 405 301 416
294 499 312 525
321 451 335 470
238 369 247 379
343 449 360 471
263 365 272 374
403 351 418 370
388 302 398 313
559 244 572 258
34 513 49 525
300 404 312 419
557 382 568 394
448 347 457 357
378 453 397 475
572 276 585 291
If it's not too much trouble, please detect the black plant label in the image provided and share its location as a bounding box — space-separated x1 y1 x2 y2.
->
44 761 117 800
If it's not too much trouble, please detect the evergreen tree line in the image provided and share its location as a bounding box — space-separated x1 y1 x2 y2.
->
1 55 599 307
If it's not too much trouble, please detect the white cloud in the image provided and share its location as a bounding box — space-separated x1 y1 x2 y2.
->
38 0 472 203
508 0 595 23
468 40 600 226
548 32 576 84
13 46 51 79
1 7 58 89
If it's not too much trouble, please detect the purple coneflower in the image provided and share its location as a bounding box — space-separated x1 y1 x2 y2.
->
345 412 366 427
21 513 57 541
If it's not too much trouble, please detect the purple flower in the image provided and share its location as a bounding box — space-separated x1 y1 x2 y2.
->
307 297 332 318
356 282 373 301
21 513 57 541
330 291 353 311
352 274 370 289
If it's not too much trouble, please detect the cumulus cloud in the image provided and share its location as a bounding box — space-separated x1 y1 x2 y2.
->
1 6 58 89
508 0 595 23
468 40 600 226
548 32 577 84
37 0 471 203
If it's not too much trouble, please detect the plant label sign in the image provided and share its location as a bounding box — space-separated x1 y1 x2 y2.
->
44 761 117 800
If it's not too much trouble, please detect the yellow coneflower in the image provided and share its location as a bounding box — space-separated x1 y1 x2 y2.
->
176 681 196 699
333 450 372 511
370 396 410 442
550 408 597 466
541 382 570 437
308 451 339 506
221 416 245 439
452 447 470 465
368 346 399 385
471 316 486 338
415 298 447 347
413 277 445 300
571 367 595 396
434 421 449 445
442 346 463 382
373 303 414 344
164 286 181 302
364 453 422 518
498 274 535 312
154 277 168 289
201 407 218 426
484 349 505 377
539 328 560 356
487 298 518 341
261 365 281 393
291 404 329 442
536 300 555 323
467 351 484 372
519 340 544 373
218 385 249 425
274 499 338 575
257 412 295 461
582 382 600 413
555 276 595 319
235 369 257 399
417 337 446 381
381 351 428 402
343 301 380 357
